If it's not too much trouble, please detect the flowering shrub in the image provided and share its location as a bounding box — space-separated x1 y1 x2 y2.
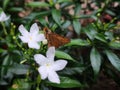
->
0 0 120 90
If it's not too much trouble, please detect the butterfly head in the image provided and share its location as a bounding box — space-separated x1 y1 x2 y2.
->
43 27 51 34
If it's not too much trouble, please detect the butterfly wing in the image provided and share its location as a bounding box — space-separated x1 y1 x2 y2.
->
47 33 70 48
44 27 70 48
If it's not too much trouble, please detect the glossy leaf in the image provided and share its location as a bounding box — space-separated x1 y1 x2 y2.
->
26 2 50 8
105 50 120 71
55 50 75 61
105 9 116 16
57 0 72 3
90 47 101 75
38 17 48 26
8 7 23 12
62 20 71 29
95 34 107 43
109 41 120 49
74 4 81 16
52 9 61 26
1 55 10 77
105 31 113 40
60 67 85 75
83 25 97 40
77 15 91 19
3 0 10 10
47 77 82 88
73 19 81 35
66 39 90 46
9 63 29 75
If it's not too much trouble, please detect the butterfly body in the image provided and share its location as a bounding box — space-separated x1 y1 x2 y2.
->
44 27 70 48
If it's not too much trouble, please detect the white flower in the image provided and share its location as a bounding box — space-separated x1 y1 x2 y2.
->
19 23 46 49
0 11 10 22
34 47 68 83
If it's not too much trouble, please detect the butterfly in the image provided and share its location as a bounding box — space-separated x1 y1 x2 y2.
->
43 27 70 48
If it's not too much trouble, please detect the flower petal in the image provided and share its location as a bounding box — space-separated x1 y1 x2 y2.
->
48 70 60 83
4 16 10 21
28 41 40 49
46 47 55 61
38 66 48 79
30 23 39 34
19 25 29 36
34 54 48 65
53 60 68 71
0 12 9 21
36 34 45 42
0 16 2 21
0 12 6 17
19 36 29 43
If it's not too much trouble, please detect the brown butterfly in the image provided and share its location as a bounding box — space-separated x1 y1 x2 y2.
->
43 27 70 48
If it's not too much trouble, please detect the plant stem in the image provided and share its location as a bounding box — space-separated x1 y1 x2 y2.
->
1 22 8 35
13 36 24 51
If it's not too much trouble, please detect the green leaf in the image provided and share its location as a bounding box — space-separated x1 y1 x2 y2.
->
61 67 85 75
38 17 48 26
55 50 75 61
37 75 41 84
105 9 116 16
105 64 120 85
95 34 107 43
1 55 10 77
8 7 23 12
0 48 6 53
75 4 81 16
109 41 120 49
9 63 29 75
66 39 90 46
83 25 97 40
77 15 91 19
3 0 10 10
90 47 101 75
62 20 71 29
73 19 81 35
47 77 83 88
105 50 120 71
52 9 61 26
57 0 72 3
26 2 50 8
0 80 8 85
11 79 31 90
105 31 113 40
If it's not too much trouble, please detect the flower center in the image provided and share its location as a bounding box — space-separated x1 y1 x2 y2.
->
46 63 51 67
29 36 32 40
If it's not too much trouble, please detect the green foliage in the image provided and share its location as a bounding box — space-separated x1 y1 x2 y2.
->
90 47 101 75
55 50 75 61
9 79 31 90
73 19 81 35
47 77 83 88
52 9 61 26
26 2 50 8
105 50 120 71
66 39 90 46
0 0 120 90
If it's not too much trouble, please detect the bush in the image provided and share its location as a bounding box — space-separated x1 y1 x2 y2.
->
0 0 120 90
